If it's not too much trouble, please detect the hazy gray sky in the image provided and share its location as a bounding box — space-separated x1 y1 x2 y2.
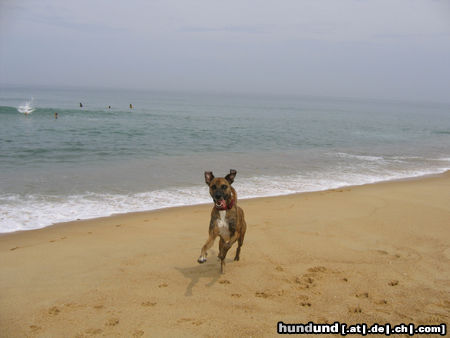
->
1 0 449 101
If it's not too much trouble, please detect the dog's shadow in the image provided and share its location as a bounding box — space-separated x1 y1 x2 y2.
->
175 251 225 296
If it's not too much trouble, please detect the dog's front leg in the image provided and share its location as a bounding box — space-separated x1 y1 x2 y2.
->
218 237 227 274
223 231 240 251
198 230 217 264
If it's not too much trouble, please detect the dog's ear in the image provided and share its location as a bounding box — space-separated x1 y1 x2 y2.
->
225 169 237 184
204 171 214 185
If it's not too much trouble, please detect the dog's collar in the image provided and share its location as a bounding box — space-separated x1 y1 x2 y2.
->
215 199 235 210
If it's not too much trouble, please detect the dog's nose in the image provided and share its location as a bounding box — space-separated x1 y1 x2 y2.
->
214 192 222 200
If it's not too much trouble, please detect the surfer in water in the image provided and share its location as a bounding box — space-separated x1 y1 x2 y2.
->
129 104 133 109
80 102 83 108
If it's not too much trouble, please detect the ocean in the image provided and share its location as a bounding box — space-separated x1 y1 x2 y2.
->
1 85 449 233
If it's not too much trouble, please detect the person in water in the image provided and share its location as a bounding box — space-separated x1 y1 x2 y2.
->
129 104 133 109
54 112 58 119
80 102 83 108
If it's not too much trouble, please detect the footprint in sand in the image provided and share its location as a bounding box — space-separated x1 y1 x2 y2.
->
64 302 81 309
133 330 145 337
231 293 241 298
375 299 388 305
93 304 104 310
219 280 231 284
355 292 369 298
348 306 362 313
115 224 122 227
141 301 157 307
388 280 399 286
376 250 402 260
295 266 330 289
307 266 327 273
295 276 315 289
275 266 284 272
304 277 314 284
317 317 330 324
10 246 20 251
105 318 119 326
298 295 311 307
29 325 42 332
421 315 447 325
177 318 191 323
48 306 60 315
158 283 168 288
255 291 270 298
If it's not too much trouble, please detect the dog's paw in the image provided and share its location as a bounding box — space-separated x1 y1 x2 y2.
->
197 257 207 264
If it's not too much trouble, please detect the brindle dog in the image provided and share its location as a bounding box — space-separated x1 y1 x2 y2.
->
197 169 247 273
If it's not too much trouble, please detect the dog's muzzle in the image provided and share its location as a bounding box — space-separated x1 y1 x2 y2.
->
215 199 227 209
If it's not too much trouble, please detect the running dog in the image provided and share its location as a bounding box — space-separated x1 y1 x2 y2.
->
197 169 247 273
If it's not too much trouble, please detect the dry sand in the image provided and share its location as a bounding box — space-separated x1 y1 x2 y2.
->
0 173 449 337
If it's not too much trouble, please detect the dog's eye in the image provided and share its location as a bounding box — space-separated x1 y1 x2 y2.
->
221 184 227 190
211 185 216 190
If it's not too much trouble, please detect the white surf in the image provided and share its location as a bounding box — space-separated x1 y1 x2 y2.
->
18 99 35 115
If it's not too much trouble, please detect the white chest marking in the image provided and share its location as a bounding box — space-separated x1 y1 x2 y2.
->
216 210 230 242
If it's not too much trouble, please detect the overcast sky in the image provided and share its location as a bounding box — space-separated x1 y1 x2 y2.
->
1 0 449 102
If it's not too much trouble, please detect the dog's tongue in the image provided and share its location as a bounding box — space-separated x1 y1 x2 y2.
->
218 200 227 209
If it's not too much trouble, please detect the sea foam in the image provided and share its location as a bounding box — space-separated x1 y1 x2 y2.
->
1 167 448 233
17 99 35 114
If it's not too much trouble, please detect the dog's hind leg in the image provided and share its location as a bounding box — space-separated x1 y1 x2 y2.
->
234 237 243 261
234 220 246 261
198 231 217 264
218 236 224 259
234 231 245 261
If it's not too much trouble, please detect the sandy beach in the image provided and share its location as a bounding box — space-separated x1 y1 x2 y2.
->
1 173 449 337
